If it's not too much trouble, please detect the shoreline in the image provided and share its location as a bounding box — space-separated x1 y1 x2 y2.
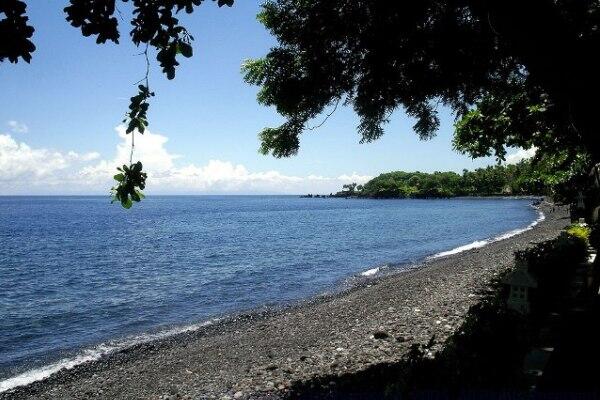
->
1 201 569 399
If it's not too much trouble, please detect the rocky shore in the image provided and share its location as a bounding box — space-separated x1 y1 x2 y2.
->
1 203 569 400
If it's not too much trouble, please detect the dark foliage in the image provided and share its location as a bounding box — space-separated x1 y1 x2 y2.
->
0 0 35 63
244 0 600 164
124 84 154 135
516 231 588 311
590 224 600 251
111 162 147 209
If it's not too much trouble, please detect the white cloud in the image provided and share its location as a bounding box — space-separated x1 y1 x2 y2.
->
0 126 372 195
505 147 537 164
0 134 99 183
79 126 180 182
7 120 29 134
67 151 101 162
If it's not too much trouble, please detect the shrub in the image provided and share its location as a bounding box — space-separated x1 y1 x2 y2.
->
515 231 587 312
565 223 591 243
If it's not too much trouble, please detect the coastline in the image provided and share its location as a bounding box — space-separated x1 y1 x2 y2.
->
1 201 569 400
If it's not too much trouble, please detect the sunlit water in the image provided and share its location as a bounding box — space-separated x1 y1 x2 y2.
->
0 196 540 389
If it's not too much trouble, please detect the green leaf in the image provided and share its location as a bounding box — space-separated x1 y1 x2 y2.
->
179 42 193 58
114 173 125 182
121 197 133 209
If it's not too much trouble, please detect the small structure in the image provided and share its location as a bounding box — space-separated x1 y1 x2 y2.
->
591 163 600 223
502 259 538 314
570 191 587 222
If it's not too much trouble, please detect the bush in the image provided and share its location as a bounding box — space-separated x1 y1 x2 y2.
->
565 223 591 243
515 232 588 312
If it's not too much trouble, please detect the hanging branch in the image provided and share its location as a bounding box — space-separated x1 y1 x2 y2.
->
110 44 152 209
129 45 151 164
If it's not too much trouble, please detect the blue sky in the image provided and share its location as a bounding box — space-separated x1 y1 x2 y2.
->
0 0 524 194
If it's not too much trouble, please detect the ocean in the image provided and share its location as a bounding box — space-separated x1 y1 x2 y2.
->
0 195 542 391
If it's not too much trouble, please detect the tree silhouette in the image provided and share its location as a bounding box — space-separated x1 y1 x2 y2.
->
243 0 600 166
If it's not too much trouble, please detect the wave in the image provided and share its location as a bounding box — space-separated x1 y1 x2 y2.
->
0 319 218 393
429 207 545 260
360 266 380 276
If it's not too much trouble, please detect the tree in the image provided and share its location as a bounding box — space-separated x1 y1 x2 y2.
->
339 162 558 199
242 0 600 166
0 0 233 207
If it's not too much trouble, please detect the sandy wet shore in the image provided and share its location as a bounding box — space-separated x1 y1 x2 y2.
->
1 202 569 400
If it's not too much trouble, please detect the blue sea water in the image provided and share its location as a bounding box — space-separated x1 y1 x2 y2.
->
0 196 540 389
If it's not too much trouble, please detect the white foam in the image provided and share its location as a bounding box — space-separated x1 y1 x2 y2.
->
0 319 218 393
361 267 380 276
0 348 108 393
430 240 489 258
429 208 545 260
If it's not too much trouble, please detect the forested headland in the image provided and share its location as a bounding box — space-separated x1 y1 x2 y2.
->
330 160 563 199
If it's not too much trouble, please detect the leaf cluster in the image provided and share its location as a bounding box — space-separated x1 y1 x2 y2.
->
124 84 154 134
65 0 120 44
62 0 233 80
452 83 584 163
111 162 147 209
0 0 35 63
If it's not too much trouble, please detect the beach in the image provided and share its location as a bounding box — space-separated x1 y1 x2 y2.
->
1 202 569 400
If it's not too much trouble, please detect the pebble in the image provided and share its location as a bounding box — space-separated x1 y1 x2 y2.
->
373 331 389 340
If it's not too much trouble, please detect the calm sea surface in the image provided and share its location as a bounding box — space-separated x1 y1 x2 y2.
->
0 196 539 386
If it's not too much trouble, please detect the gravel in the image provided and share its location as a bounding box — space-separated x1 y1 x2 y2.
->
0 202 569 400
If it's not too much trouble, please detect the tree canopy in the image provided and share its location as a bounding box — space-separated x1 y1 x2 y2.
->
243 0 600 165
333 162 540 199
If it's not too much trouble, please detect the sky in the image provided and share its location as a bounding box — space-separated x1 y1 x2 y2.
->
0 1 532 195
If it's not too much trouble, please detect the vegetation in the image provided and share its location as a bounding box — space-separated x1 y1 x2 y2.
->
565 223 592 244
516 230 588 310
333 160 557 199
244 1 600 168
111 162 147 209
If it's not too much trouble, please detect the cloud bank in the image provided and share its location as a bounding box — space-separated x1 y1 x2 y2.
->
0 127 371 195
